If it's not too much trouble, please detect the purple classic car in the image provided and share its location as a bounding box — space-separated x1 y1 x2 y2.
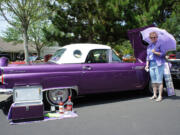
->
0 27 151 107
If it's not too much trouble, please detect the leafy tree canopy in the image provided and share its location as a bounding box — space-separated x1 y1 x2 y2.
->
44 0 179 53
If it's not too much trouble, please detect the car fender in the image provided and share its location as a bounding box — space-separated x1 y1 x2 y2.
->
41 75 79 93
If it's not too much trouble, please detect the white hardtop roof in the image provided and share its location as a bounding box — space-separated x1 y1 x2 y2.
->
55 43 111 64
62 43 111 50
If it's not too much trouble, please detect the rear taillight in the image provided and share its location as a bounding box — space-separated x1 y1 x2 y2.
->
0 68 4 84
1 75 4 84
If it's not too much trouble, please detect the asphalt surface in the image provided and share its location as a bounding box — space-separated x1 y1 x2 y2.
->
0 85 180 135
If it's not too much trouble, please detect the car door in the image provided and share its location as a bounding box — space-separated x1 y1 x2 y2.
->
79 49 145 94
79 49 114 94
107 50 144 91
109 62 145 91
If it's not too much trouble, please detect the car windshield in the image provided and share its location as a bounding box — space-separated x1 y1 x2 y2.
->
112 50 122 62
49 48 66 62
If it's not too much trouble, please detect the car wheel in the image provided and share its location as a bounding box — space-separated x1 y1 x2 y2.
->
45 88 71 106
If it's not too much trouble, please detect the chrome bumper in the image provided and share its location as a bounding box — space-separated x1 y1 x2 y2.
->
0 88 13 94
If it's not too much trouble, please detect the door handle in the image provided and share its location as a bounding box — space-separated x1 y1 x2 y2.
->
82 66 92 70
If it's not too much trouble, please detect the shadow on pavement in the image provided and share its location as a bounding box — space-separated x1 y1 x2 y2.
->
74 90 150 108
173 80 180 90
0 95 13 115
1 90 149 114
168 95 180 100
74 83 180 108
174 83 180 89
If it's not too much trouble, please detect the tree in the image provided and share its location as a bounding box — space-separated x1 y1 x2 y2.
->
1 19 50 58
45 0 179 52
28 20 51 58
1 25 23 44
0 0 47 63
44 0 101 45
44 0 130 47
161 1 180 44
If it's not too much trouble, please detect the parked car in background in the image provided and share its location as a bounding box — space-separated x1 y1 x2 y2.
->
10 55 44 65
122 54 136 62
9 61 26 65
0 53 10 60
168 54 176 59
169 52 180 83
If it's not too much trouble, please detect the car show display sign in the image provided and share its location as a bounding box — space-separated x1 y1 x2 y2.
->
164 62 175 96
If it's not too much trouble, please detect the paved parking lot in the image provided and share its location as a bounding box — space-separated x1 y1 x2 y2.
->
0 86 180 135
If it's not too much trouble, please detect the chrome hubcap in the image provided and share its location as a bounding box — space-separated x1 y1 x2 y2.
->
46 89 70 105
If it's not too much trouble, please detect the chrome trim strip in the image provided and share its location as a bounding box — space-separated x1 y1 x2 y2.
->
134 66 144 70
0 85 79 95
0 88 13 94
43 86 79 95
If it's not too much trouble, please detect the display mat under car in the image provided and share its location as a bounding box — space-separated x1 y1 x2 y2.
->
7 85 78 124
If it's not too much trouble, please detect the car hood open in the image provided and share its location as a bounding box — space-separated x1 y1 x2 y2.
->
128 25 155 62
